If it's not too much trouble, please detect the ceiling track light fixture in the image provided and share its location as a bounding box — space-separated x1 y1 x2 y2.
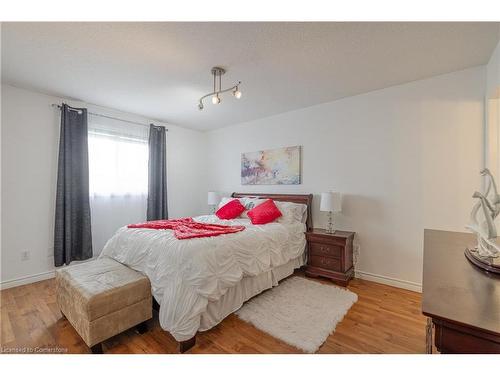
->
198 67 242 110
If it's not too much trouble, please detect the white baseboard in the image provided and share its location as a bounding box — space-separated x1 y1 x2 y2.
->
0 257 100 290
0 270 55 290
355 270 422 292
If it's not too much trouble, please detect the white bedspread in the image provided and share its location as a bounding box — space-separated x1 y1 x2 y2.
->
99 215 306 341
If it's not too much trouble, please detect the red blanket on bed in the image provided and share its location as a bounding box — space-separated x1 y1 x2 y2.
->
127 217 245 240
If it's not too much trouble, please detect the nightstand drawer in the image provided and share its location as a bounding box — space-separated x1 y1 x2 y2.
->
309 242 342 258
309 255 341 272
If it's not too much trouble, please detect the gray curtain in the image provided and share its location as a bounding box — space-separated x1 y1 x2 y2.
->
147 124 168 220
54 104 92 266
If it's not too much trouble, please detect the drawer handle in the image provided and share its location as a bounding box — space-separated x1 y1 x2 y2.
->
320 258 331 266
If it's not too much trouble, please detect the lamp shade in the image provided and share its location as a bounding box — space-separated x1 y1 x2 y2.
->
207 191 220 205
320 192 342 212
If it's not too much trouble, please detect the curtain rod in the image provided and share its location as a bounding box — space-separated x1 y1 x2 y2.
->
51 104 168 131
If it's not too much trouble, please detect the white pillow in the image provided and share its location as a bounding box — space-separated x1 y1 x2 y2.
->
274 201 307 224
239 197 265 218
240 197 265 209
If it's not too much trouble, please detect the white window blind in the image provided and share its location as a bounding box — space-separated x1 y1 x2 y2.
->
88 119 149 197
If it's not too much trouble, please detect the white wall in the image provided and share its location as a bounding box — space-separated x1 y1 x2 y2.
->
486 32 500 99
0 84 207 288
485 38 500 177
206 66 486 290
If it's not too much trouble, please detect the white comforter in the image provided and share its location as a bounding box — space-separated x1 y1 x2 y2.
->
99 215 306 341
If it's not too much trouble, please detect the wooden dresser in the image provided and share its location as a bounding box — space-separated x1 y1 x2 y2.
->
305 229 355 286
422 229 500 353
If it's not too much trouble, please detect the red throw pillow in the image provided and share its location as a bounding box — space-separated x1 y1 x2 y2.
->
216 199 246 220
247 199 282 224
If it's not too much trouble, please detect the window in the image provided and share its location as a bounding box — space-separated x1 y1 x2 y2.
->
88 126 148 196
87 116 150 254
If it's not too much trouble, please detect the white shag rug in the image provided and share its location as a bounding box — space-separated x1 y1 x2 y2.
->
236 276 358 353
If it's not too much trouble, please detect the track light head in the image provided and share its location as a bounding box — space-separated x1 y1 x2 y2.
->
233 87 242 99
198 102 204 111
212 95 221 105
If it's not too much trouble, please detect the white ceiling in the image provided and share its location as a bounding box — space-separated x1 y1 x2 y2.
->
2 22 499 130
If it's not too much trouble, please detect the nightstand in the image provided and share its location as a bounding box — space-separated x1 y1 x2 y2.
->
305 229 355 287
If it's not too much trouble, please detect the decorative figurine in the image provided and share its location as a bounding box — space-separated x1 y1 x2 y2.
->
465 169 500 274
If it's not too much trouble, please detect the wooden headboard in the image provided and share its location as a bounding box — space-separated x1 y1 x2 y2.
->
231 192 313 231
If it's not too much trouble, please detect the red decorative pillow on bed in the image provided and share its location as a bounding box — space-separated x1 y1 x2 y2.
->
247 199 282 224
216 199 246 220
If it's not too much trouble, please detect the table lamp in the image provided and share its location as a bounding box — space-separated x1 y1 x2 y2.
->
207 191 220 214
320 192 342 234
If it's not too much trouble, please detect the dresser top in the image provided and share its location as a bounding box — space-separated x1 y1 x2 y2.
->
422 229 500 335
307 228 355 238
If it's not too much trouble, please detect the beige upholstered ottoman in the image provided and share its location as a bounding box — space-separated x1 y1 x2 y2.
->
56 257 152 353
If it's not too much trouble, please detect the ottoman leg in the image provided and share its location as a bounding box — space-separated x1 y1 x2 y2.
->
135 321 148 334
90 343 103 354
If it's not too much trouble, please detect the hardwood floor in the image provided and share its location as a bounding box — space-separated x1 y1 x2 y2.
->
0 272 427 354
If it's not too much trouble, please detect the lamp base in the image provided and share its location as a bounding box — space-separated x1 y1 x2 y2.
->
325 211 336 234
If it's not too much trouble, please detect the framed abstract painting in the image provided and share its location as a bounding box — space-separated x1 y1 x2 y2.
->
241 146 301 185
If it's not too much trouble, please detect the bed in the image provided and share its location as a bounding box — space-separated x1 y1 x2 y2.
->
99 192 313 352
